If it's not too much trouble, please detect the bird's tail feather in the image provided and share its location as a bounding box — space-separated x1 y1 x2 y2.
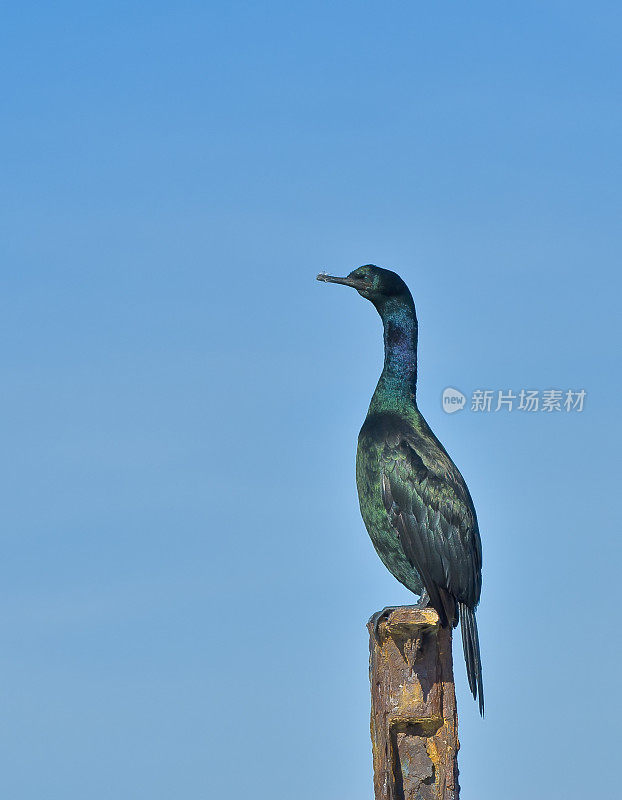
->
459 602 484 717
437 585 458 628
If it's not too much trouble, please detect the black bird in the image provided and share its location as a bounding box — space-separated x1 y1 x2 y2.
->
318 265 484 715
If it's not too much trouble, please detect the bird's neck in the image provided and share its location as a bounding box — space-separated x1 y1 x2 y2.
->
369 296 418 413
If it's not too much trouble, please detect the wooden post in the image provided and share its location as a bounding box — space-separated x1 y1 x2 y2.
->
367 607 459 800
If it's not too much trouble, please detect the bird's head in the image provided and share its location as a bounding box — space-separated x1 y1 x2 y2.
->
317 265 410 306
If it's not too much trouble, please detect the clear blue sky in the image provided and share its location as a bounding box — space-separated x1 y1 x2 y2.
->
2 2 621 798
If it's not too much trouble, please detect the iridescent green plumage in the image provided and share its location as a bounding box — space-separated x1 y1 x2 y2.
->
319 265 484 715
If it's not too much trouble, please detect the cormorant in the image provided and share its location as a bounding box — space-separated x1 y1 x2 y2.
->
318 265 484 715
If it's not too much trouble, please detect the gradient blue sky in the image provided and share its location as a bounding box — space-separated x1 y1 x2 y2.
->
2 2 621 798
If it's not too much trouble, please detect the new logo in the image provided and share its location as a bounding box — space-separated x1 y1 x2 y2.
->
442 387 466 414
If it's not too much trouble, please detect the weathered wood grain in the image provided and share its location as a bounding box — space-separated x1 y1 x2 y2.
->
368 607 459 800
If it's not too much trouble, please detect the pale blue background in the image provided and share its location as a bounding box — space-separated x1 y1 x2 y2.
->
2 2 621 798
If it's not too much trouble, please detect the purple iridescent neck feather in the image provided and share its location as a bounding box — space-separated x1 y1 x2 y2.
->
369 293 418 413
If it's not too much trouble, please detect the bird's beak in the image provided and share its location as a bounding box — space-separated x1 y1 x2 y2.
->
317 272 365 289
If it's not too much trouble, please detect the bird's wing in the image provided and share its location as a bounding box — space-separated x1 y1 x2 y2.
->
379 426 482 624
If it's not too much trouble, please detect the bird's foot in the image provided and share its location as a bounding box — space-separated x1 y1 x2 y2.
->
369 593 431 641
415 589 431 610
368 606 399 641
